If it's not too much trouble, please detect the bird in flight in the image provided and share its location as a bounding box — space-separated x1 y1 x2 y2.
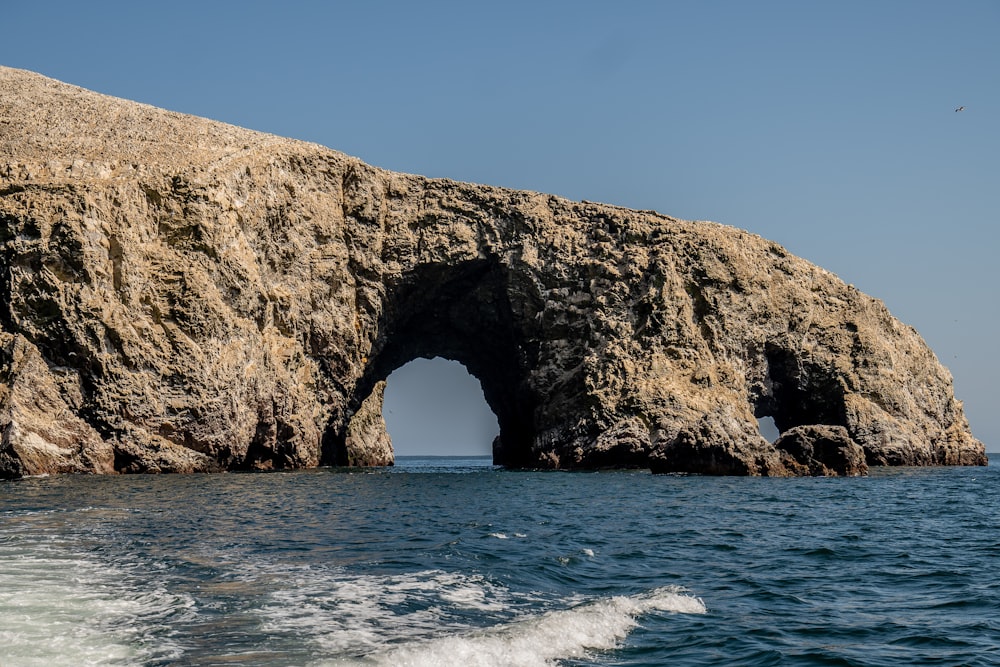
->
955 106 965 112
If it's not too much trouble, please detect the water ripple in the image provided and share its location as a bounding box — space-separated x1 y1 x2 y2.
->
1 457 998 665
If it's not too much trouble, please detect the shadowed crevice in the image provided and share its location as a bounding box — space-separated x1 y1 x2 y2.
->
752 344 848 434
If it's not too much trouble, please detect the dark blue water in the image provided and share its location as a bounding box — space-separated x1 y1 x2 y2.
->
2 455 998 666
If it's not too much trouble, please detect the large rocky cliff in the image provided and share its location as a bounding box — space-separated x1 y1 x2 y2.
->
0 67 986 478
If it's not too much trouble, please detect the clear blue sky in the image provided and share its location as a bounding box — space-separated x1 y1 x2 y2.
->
3 1 997 455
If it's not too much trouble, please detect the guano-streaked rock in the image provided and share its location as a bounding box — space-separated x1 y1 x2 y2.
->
0 67 987 479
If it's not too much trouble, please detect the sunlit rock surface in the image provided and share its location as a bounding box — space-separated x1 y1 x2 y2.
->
0 67 986 478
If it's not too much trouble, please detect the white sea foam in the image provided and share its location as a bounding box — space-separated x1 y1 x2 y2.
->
0 537 195 666
358 586 706 667
489 532 509 539
257 568 525 655
259 565 706 667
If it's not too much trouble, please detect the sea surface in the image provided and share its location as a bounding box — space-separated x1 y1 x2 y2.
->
1 454 998 666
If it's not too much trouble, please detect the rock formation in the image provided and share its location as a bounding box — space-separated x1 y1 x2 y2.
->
773 425 869 477
0 67 986 479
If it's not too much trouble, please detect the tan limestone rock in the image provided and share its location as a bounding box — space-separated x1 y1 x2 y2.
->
0 66 986 478
0 330 114 476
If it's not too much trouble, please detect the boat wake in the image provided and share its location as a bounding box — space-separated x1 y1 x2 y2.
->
357 585 706 667
257 567 707 667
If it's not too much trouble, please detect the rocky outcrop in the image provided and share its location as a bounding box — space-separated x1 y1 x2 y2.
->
1 331 115 476
774 425 868 477
339 380 393 467
0 67 987 478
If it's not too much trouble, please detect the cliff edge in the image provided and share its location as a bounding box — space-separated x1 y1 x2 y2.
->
0 67 986 478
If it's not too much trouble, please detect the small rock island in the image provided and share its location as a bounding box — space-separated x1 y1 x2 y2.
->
0 67 986 478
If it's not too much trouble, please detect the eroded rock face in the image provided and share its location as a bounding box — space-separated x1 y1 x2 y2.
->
0 67 987 478
1 331 115 476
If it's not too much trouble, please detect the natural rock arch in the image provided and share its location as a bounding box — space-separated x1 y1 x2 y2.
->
324 258 539 468
0 67 987 478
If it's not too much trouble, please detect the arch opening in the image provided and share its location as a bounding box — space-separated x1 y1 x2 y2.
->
756 415 780 443
383 357 499 457
751 343 849 438
321 258 541 468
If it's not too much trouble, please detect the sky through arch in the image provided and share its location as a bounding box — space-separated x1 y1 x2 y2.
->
383 358 499 456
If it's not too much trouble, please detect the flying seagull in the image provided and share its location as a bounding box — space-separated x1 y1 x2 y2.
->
955 106 965 112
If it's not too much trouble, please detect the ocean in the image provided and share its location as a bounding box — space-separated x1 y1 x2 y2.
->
1 455 997 666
